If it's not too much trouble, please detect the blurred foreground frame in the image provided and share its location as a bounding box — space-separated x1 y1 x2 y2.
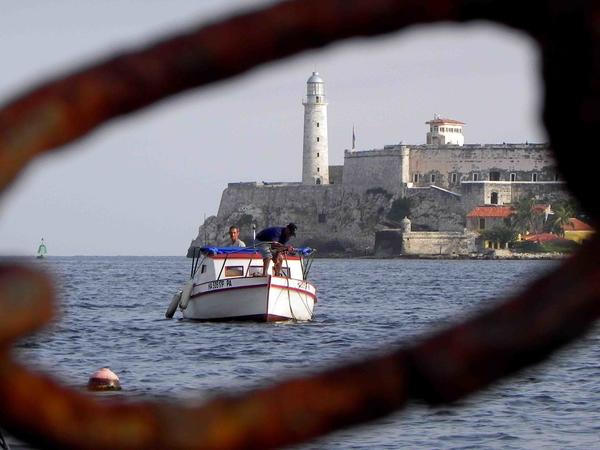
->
0 0 599 448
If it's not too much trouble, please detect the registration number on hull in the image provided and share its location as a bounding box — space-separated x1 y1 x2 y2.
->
208 279 233 290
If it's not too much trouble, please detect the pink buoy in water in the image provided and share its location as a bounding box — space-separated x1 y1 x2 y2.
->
87 367 121 391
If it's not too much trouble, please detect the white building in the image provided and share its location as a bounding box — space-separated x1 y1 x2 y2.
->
426 115 465 146
302 72 329 184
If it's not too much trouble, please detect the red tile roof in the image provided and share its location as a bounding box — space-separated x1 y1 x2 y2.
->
522 233 565 242
425 118 465 125
467 206 513 218
563 218 594 231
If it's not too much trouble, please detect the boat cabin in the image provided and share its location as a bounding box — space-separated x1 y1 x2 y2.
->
188 246 314 283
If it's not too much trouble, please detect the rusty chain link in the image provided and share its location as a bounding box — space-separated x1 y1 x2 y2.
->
1 0 599 448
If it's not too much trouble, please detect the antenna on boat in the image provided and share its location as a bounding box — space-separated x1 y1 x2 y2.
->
252 223 256 247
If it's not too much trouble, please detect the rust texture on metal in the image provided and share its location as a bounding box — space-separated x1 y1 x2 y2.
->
0 0 598 449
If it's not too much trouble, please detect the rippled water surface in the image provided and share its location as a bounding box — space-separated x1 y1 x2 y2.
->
8 257 600 449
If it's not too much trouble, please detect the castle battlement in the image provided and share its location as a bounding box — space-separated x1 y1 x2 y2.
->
227 182 260 188
344 148 406 158
348 142 548 153
460 180 566 185
227 181 302 189
419 143 548 150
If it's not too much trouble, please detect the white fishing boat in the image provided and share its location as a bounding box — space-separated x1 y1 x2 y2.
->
165 246 317 322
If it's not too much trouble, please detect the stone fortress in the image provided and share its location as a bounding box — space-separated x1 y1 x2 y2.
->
189 72 570 256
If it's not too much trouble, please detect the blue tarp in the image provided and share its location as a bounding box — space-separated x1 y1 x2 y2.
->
291 247 315 256
200 246 260 255
192 246 314 257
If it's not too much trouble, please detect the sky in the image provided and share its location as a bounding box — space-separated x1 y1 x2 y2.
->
0 1 546 256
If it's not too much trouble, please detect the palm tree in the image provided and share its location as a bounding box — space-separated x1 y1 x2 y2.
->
552 204 574 237
511 198 536 235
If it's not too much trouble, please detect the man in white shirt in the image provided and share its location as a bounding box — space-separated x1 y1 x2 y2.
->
228 226 246 247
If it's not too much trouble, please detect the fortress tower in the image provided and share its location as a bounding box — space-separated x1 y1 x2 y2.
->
302 72 329 184
426 115 465 146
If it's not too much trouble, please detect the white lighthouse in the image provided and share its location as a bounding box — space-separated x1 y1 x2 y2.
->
302 72 329 184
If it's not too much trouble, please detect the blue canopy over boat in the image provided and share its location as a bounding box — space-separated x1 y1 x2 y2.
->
188 246 314 257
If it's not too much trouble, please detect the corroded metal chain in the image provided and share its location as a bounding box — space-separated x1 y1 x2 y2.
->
1 0 599 449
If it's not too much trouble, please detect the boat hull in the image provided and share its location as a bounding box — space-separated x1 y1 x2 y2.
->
181 276 316 322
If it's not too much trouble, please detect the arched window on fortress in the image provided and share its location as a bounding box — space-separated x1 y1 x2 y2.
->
532 173 538 182
451 173 458 184
473 173 479 181
510 173 516 182
316 178 321 185
413 173 419 183
491 192 499 204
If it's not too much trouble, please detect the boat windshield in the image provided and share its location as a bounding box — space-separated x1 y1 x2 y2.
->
187 246 316 279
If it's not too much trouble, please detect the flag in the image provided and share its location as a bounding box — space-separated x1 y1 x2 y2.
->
352 125 356 150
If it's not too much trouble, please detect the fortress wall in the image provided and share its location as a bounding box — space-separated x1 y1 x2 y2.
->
218 183 342 221
328 165 343 184
484 183 513 205
459 181 572 214
402 231 477 255
460 183 487 214
198 183 395 253
342 149 403 194
374 229 477 256
409 145 557 188
509 181 571 205
405 187 466 231
206 184 344 247
455 182 513 209
339 144 559 194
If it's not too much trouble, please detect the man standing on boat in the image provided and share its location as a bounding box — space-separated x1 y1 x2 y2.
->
255 223 297 276
228 225 246 247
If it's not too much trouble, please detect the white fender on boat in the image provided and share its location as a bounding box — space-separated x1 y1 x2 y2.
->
165 290 182 319
179 280 194 310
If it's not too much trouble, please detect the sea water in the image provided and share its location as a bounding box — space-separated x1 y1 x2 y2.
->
7 257 600 449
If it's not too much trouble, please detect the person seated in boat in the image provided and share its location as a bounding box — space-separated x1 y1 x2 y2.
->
255 223 297 276
227 225 246 247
